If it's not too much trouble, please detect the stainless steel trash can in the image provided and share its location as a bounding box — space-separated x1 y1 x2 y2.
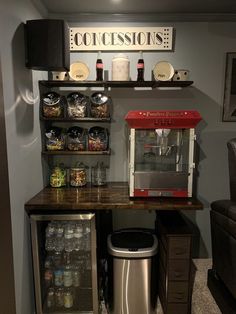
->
107 229 158 314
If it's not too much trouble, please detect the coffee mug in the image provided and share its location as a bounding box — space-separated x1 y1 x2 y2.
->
172 69 189 81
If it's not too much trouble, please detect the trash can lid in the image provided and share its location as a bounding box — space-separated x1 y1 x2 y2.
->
107 229 158 258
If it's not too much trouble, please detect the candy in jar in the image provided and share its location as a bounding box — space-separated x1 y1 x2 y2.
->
42 92 63 118
67 92 89 118
67 126 87 151
69 162 88 187
50 166 66 187
88 126 108 151
90 92 110 118
45 127 65 151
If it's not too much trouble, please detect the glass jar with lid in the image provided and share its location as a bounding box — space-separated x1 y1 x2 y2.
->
88 126 108 151
90 92 110 118
69 162 88 187
50 165 67 187
45 127 65 151
91 162 107 186
42 92 63 118
67 126 87 151
67 92 89 118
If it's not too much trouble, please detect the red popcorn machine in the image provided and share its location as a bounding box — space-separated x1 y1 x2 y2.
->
125 110 202 197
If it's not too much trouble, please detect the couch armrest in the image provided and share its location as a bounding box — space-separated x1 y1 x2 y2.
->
211 200 236 222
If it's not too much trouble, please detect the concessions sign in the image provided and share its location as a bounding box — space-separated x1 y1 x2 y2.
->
70 27 173 51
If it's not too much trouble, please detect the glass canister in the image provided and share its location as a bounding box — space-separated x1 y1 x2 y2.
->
90 92 110 118
45 127 65 151
88 126 108 151
69 162 88 187
67 126 87 151
67 92 89 118
42 92 63 118
50 165 67 187
91 162 107 186
112 53 130 81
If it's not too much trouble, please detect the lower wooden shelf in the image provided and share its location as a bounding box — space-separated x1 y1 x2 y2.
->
42 149 111 155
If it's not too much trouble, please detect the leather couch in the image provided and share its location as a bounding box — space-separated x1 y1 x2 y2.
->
210 138 236 300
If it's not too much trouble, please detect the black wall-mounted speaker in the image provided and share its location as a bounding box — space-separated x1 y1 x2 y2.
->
25 19 70 71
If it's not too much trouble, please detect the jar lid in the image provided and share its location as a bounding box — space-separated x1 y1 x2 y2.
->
43 92 60 106
71 162 88 170
112 53 129 61
45 126 62 138
67 126 85 138
91 92 108 105
88 126 107 139
67 92 88 105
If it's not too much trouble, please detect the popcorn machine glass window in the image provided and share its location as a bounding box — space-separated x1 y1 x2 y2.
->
125 110 202 198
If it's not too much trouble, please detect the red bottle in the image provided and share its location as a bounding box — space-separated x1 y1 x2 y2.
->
96 51 103 81
137 51 144 81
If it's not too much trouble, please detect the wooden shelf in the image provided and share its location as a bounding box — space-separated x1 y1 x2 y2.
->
39 80 193 88
42 150 111 156
40 117 111 122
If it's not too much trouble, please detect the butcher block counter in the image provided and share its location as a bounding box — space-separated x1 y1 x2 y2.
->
25 182 203 214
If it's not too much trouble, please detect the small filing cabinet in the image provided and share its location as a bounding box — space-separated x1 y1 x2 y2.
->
156 211 193 314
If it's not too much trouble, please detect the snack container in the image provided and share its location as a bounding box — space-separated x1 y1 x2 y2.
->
43 92 63 118
90 92 110 118
112 54 130 81
88 126 108 151
50 166 67 187
67 126 87 151
69 162 88 187
67 92 89 118
45 127 65 151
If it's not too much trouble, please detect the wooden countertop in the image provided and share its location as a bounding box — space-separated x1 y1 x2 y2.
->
25 182 203 214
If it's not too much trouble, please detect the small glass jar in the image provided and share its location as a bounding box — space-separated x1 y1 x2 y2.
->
45 127 65 151
50 166 66 187
91 162 107 186
90 92 110 118
43 92 63 118
88 126 108 151
67 126 87 151
67 92 89 118
69 162 88 187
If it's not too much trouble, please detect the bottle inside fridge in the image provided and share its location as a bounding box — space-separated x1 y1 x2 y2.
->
30 214 98 314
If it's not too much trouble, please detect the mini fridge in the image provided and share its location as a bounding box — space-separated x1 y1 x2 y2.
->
30 213 98 314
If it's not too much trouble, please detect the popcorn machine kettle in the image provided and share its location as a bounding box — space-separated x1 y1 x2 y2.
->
125 110 202 197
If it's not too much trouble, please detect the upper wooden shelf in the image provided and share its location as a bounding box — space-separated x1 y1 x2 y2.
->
39 80 193 88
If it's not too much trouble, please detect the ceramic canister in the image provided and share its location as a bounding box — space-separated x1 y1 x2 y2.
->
112 54 130 81
172 69 189 81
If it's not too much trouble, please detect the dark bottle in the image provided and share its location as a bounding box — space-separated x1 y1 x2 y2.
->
96 51 103 81
137 51 144 81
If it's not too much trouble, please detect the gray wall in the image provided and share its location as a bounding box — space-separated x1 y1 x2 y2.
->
0 1 44 313
69 21 236 256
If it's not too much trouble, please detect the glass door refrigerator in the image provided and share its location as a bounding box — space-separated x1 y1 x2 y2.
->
30 213 98 314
